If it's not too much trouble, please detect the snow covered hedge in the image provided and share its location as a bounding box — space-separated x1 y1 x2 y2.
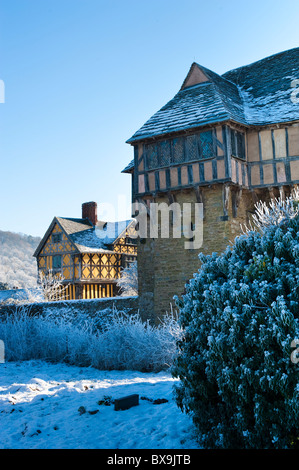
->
172 191 299 449
0 307 182 372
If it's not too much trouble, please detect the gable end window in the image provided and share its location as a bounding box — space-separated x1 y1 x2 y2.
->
126 237 137 246
52 233 62 243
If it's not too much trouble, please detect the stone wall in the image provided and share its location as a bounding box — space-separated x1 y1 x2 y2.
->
137 184 260 323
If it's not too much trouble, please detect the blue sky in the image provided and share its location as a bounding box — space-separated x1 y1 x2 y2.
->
0 0 299 237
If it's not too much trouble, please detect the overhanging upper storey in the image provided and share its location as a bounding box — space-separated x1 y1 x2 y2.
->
128 123 248 197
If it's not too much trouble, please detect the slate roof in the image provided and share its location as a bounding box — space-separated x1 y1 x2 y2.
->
57 217 92 235
223 47 299 125
127 47 299 143
68 219 135 253
34 217 135 257
121 159 134 173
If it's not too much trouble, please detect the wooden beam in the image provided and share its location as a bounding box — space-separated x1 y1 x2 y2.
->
167 192 176 205
136 198 151 216
194 186 205 218
232 188 242 218
223 184 230 218
194 186 203 204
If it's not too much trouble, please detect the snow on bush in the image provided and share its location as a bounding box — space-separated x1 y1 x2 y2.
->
0 306 182 372
172 190 299 449
90 309 181 371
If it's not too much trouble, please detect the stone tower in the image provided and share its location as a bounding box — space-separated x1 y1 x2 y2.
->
123 47 299 323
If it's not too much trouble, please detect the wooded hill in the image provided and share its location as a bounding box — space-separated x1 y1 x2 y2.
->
0 230 41 289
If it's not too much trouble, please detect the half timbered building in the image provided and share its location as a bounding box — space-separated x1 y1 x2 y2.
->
34 202 137 300
124 47 299 323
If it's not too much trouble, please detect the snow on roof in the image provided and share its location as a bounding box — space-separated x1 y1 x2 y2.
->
223 47 299 125
95 220 134 245
126 81 238 143
127 47 299 143
121 159 134 173
61 218 135 253
34 217 136 257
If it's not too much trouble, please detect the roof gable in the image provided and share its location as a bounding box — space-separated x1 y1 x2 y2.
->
35 213 137 258
127 47 299 143
180 63 210 90
126 63 245 143
33 217 80 258
126 80 244 143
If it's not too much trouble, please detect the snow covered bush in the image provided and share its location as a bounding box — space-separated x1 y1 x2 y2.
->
90 310 182 371
0 306 181 372
172 190 299 449
0 305 93 365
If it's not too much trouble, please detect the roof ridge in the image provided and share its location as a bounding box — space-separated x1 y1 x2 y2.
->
198 63 242 93
57 216 91 223
222 46 299 82
126 47 299 143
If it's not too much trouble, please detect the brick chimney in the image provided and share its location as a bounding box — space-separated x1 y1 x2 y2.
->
82 201 98 226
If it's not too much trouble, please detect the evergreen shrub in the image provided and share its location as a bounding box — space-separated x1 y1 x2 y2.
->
172 192 299 448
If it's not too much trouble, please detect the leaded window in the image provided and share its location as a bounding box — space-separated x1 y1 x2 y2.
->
52 233 62 243
146 143 158 169
159 140 171 167
198 131 214 159
236 132 245 159
172 137 185 164
143 130 218 171
186 135 198 162
230 129 246 160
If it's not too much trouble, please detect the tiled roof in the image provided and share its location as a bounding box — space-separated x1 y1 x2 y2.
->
121 159 134 173
223 47 299 125
127 47 299 143
57 217 92 234
68 219 134 253
59 218 134 253
34 217 135 257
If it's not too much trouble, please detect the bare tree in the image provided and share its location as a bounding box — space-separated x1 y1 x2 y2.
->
1 271 69 305
116 261 138 296
35 271 69 302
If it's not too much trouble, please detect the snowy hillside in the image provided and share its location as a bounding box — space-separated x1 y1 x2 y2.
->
0 230 40 289
0 360 199 449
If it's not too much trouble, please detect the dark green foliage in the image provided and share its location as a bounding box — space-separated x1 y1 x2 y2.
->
172 200 299 449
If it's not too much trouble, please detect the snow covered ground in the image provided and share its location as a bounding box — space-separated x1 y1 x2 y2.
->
0 360 199 449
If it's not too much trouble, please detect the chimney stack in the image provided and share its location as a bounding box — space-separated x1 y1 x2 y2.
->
82 201 98 226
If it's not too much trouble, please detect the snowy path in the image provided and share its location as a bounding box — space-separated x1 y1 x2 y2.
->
0 360 199 449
